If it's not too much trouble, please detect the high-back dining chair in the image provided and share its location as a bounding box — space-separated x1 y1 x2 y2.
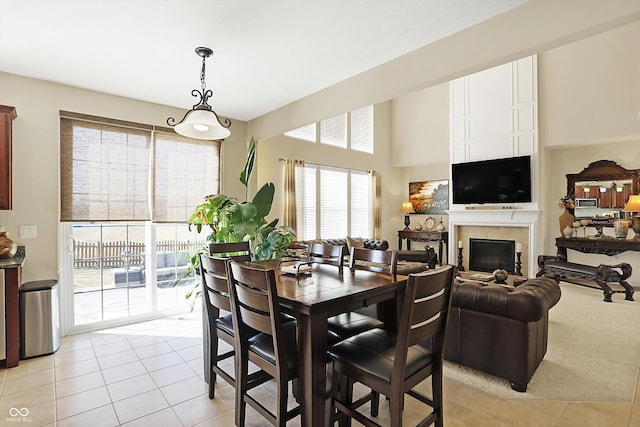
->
306 242 346 273
328 265 455 427
227 261 301 426
200 241 252 399
327 247 399 341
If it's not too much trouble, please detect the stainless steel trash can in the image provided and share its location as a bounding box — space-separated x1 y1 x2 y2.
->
19 280 60 359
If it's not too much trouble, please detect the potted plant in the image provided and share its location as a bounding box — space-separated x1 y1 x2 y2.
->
184 136 296 299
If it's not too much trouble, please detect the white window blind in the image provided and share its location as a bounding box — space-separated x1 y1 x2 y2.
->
350 171 371 237
320 168 348 238
351 105 373 153
285 123 316 143
153 131 220 222
60 112 220 222
295 164 372 240
320 114 347 148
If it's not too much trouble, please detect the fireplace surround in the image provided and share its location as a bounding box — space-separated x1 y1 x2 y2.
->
447 209 540 277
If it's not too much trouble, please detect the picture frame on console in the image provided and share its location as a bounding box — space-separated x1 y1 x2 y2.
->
409 179 449 214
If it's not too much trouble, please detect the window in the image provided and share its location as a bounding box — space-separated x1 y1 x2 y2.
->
284 105 374 153
295 164 371 240
284 123 316 142
320 113 347 148
350 105 374 153
59 112 218 329
60 112 220 222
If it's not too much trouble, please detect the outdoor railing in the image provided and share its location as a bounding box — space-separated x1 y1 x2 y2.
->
73 240 205 268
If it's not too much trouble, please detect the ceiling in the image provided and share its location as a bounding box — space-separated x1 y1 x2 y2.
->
0 0 527 122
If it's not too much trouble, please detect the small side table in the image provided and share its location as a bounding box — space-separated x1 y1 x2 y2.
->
398 230 448 265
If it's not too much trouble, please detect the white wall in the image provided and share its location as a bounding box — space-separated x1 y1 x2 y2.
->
0 72 247 282
539 21 640 147
388 20 640 281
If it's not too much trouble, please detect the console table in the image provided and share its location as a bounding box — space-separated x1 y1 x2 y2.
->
398 230 448 265
555 237 640 258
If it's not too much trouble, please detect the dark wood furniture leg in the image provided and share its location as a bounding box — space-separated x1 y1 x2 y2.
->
297 312 330 427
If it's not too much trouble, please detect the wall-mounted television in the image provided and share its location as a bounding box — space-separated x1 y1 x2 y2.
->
452 155 532 205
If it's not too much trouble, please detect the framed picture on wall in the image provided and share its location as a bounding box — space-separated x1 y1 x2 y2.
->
409 180 449 214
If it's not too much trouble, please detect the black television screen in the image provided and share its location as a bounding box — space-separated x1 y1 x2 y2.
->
452 155 531 204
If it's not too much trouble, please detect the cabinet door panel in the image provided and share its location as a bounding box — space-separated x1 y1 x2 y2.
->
0 106 16 210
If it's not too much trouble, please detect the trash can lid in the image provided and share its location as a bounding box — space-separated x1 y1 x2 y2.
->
20 279 58 292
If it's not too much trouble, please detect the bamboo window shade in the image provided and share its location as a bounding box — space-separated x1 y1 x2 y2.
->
60 111 220 223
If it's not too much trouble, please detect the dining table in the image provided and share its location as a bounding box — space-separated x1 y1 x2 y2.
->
243 259 408 427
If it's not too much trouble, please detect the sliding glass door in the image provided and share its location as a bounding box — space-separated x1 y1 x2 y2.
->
60 222 202 334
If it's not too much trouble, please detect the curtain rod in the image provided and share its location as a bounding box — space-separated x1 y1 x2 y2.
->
278 158 371 174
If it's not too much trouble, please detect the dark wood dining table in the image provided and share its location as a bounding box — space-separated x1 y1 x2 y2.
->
244 259 407 427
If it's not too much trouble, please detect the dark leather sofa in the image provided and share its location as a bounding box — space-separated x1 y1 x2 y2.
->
444 276 561 392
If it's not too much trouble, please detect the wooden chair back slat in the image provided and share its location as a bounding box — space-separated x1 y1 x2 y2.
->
349 247 398 280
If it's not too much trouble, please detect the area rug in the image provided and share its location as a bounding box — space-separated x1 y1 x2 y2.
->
443 282 640 402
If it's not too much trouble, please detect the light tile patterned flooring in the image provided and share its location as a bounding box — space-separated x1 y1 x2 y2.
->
1 311 639 426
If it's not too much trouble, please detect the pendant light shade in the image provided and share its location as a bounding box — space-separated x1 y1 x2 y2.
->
173 109 231 140
167 47 231 140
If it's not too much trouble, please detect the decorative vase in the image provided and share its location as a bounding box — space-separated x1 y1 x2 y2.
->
559 209 575 236
436 219 445 232
613 220 631 239
0 231 17 258
492 269 509 284
563 225 574 239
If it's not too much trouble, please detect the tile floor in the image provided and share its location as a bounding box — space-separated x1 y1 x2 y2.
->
0 311 638 427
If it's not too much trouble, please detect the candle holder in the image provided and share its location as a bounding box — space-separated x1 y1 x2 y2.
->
514 251 522 276
457 247 465 272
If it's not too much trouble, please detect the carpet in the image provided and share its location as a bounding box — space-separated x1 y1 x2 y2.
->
443 282 640 402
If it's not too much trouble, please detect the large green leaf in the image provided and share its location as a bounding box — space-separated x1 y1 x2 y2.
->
252 182 274 219
239 137 257 188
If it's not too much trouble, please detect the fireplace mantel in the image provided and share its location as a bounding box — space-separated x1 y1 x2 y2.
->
447 209 541 277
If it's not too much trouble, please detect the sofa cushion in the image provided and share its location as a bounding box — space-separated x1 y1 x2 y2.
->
347 236 364 251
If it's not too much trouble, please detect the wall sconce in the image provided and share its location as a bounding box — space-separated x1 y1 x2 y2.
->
167 47 231 140
399 202 415 230
583 186 590 194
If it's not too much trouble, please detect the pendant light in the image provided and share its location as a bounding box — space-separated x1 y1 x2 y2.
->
167 47 231 140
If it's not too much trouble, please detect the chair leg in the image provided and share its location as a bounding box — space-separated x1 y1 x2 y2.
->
334 372 353 427
276 378 289 427
235 356 248 427
370 391 380 417
209 334 218 399
433 366 444 427
389 394 403 427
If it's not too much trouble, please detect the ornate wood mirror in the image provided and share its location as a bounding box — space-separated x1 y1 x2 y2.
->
566 160 640 210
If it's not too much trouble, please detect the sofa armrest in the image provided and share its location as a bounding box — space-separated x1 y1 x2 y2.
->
452 277 561 322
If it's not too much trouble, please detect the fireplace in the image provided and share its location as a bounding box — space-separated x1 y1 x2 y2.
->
469 238 515 273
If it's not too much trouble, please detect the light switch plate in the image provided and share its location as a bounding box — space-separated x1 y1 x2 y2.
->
19 225 37 239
